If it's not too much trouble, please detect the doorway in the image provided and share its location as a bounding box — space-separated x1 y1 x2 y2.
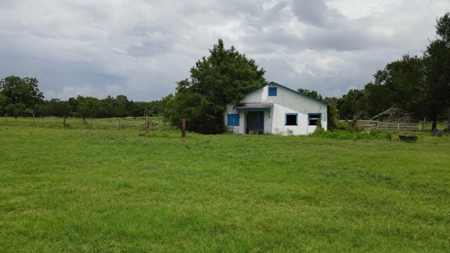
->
247 112 264 134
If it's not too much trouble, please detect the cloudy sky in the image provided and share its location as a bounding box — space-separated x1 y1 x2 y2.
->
1 0 449 102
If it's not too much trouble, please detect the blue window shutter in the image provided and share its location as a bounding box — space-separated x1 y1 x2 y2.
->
268 87 277 96
227 114 239 126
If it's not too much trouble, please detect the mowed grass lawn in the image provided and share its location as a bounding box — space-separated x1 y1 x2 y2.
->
0 126 449 252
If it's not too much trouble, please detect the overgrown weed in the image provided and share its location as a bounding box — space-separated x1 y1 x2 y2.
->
310 129 392 140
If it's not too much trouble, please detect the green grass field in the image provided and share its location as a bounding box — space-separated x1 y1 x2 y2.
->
1 119 449 252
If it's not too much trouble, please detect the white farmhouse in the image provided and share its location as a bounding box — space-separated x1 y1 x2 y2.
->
224 82 328 135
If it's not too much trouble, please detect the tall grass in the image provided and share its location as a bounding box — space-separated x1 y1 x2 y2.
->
310 128 393 140
0 125 449 252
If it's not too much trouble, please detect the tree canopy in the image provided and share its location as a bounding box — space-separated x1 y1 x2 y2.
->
331 12 450 129
422 13 450 129
165 39 266 134
0 76 44 117
297 88 323 100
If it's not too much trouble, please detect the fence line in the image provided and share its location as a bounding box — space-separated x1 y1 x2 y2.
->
0 116 160 131
376 122 422 131
354 120 423 131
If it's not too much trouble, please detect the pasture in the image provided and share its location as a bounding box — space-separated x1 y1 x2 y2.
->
0 119 449 252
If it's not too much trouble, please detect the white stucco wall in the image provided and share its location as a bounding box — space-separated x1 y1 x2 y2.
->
224 84 328 135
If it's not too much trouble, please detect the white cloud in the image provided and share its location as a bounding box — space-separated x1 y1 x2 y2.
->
327 0 403 19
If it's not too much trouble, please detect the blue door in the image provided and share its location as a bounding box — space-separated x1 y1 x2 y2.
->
257 112 264 134
247 112 264 134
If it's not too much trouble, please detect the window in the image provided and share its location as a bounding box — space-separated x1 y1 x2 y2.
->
308 113 321 126
268 87 277 96
285 113 298 126
227 114 239 126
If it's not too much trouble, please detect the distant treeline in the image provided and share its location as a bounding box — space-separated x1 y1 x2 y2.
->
325 53 448 126
37 95 163 118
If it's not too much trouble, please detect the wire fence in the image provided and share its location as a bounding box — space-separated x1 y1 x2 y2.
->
0 116 165 131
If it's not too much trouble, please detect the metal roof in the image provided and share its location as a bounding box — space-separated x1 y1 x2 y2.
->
235 102 274 110
234 102 274 118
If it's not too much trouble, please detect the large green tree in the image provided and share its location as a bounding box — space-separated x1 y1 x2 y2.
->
423 13 450 130
0 76 44 118
364 55 425 120
165 39 266 134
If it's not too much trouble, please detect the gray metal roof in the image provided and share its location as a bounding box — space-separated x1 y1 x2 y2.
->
235 102 273 110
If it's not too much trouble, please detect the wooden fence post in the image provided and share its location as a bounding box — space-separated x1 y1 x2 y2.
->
91 116 93 129
63 115 66 127
5 113 7 126
448 108 450 130
181 119 186 138
145 116 149 133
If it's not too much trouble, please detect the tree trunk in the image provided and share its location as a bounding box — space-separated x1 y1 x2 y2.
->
431 109 437 132
448 108 450 130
